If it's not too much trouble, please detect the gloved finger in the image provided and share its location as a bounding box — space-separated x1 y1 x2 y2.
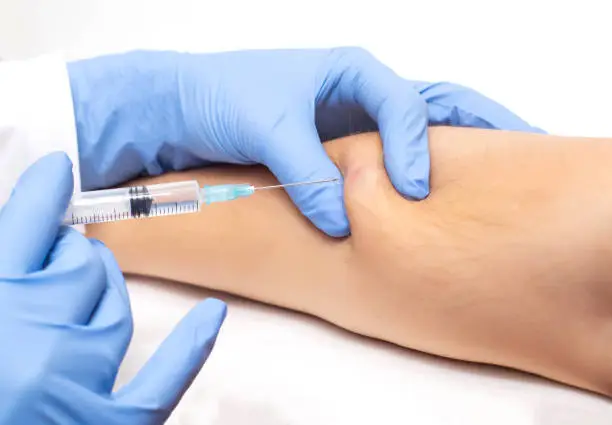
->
0 152 74 275
333 134 398 242
113 298 226 415
88 240 131 310
413 81 546 133
376 89 430 200
36 227 107 324
86 239 133 394
259 116 347 237
324 47 430 200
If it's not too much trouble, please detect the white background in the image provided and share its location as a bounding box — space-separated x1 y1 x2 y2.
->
1 0 611 424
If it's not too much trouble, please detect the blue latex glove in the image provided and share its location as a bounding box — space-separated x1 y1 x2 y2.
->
0 153 227 424
68 48 542 237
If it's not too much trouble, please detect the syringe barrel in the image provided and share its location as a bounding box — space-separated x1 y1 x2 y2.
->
63 180 201 225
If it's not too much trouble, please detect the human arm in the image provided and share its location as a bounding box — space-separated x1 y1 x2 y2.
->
88 127 612 397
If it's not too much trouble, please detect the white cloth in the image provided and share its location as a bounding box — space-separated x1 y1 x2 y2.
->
121 277 612 425
0 55 80 206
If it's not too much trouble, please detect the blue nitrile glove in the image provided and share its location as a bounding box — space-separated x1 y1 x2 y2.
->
68 48 542 237
0 153 227 425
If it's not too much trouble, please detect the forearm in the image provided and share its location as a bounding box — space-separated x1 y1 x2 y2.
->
88 127 612 305
89 127 612 396
86 157 351 317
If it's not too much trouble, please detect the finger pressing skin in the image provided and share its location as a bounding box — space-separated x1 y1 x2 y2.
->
328 133 402 239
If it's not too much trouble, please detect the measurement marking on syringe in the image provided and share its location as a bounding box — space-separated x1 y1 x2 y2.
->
148 201 199 218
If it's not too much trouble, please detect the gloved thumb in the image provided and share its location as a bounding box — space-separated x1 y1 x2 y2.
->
258 114 348 237
333 134 399 240
0 152 74 275
113 298 227 417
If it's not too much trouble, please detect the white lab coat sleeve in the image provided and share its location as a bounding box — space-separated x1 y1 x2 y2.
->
0 55 80 207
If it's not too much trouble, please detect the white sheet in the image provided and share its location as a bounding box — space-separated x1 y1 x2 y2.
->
117 277 612 424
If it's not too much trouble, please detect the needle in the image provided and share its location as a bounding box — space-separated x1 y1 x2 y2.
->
254 177 340 191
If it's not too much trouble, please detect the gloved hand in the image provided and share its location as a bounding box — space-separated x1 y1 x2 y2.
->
68 48 542 237
0 153 227 425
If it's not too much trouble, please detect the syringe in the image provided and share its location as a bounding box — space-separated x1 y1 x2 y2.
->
63 178 339 226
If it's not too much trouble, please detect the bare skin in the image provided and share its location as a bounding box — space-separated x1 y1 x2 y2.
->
88 127 612 397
